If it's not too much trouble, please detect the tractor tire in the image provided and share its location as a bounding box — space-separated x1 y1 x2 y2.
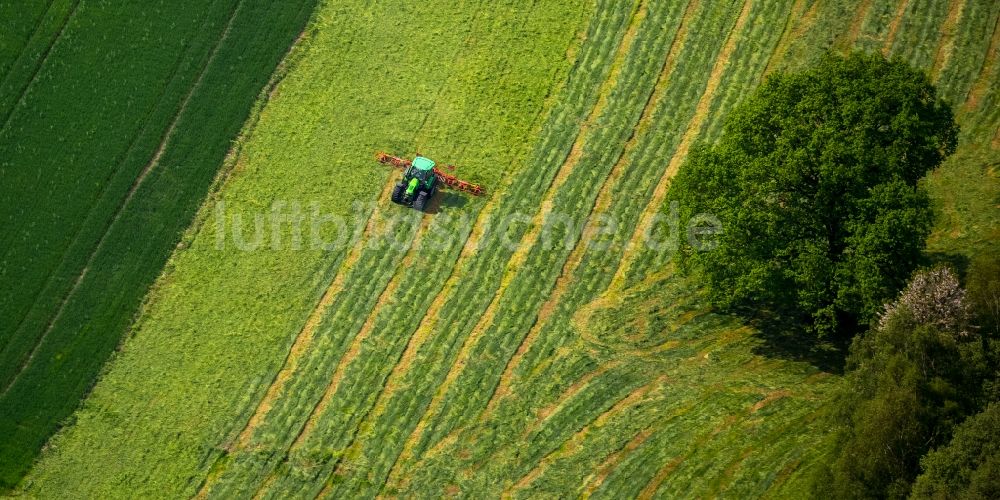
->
413 192 429 212
391 183 405 204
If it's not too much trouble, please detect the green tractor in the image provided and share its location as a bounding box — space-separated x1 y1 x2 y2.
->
390 156 437 212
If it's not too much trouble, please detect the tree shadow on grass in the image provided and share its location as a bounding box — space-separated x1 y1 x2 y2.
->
924 251 970 277
740 252 974 375
736 306 851 375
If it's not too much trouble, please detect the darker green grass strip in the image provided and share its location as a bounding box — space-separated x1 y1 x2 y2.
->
0 0 318 489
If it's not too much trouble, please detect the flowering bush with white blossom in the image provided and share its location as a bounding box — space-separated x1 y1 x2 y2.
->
878 266 973 338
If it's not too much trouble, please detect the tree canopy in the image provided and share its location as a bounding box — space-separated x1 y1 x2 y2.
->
818 267 982 498
911 402 1000 499
668 52 958 336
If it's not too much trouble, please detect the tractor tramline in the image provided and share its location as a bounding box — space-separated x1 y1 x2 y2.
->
376 152 486 211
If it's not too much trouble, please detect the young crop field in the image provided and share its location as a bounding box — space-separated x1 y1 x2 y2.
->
0 0 317 488
16 0 1000 497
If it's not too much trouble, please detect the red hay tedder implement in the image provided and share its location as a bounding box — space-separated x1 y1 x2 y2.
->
375 152 486 200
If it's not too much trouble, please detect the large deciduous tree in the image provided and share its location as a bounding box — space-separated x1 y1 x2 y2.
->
669 52 958 336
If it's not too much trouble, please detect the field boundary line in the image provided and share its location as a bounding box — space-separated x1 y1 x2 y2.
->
386 0 647 479
160 7 320 494
0 0 246 400
609 0 754 294
930 0 968 82
178 0 317 248
0 0 81 134
505 375 667 496
479 0 700 424
962 12 1000 114
882 0 912 56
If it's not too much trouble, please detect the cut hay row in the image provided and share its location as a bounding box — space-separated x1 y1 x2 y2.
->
398 0 697 480
341 2 645 494
929 0 967 80
942 0 1000 109
394 0 649 471
390 0 756 492
483 0 704 423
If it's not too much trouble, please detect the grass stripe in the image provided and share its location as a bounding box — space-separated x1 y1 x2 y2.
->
930 0 967 81
837 0 876 51
613 0 755 290
0 0 246 399
882 0 912 56
482 0 700 425
507 375 668 495
389 0 645 479
0 0 81 133
963 11 1000 114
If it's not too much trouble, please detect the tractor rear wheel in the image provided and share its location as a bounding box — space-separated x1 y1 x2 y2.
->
413 192 428 212
391 183 405 204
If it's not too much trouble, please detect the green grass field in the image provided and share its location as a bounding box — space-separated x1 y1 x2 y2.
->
11 0 1000 497
0 0 317 488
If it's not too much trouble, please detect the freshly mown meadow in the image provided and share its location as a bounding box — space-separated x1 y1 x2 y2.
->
13 0 1000 496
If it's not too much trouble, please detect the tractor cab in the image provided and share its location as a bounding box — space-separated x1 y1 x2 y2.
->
390 156 438 211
